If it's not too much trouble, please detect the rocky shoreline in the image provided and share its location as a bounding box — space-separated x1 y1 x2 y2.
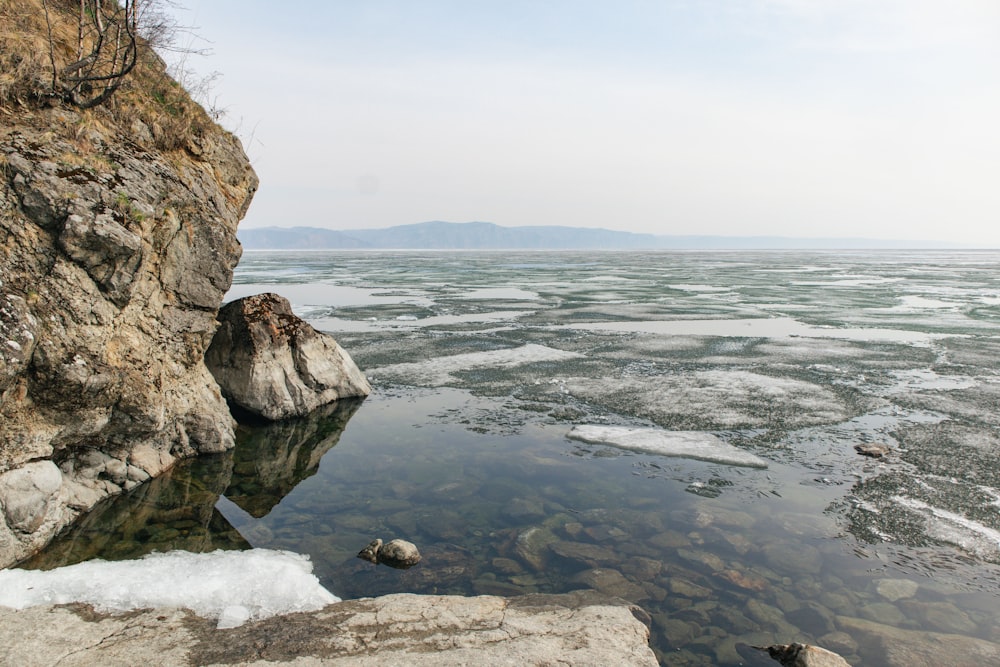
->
0 591 659 666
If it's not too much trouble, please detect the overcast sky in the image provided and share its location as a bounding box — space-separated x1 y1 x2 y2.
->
166 1 1000 244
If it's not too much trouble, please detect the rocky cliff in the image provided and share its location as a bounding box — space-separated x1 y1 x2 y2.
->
0 10 258 566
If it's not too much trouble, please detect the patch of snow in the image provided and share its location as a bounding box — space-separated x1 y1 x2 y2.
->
396 314 419 321
0 549 338 629
568 425 769 468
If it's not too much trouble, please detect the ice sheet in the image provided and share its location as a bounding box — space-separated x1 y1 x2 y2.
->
568 425 769 468
893 496 1000 560
0 549 339 629
372 343 584 386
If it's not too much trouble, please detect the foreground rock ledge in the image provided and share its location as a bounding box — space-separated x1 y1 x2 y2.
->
0 591 658 667
205 293 371 421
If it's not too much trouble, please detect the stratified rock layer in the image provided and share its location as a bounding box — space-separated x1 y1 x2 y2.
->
0 106 257 567
0 591 659 666
205 293 371 421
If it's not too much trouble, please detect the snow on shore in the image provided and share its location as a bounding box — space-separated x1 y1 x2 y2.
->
0 549 338 629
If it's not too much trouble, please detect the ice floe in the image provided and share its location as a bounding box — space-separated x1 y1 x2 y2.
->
0 549 338 629
567 425 769 468
893 496 1000 560
553 317 943 344
371 343 583 386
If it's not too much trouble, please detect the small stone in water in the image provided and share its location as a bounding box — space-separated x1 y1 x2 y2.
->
377 539 422 568
854 443 890 458
357 539 382 564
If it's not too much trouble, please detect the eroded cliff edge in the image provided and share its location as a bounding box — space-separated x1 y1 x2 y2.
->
0 41 258 566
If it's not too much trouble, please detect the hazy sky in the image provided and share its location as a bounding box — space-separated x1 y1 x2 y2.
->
167 1 1000 244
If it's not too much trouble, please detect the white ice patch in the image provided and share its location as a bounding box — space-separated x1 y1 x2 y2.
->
457 287 538 300
887 369 977 392
553 317 942 345
372 344 583 386
568 425 769 468
0 549 339 629
892 496 1000 560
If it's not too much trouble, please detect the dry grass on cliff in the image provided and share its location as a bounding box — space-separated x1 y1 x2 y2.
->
0 0 214 153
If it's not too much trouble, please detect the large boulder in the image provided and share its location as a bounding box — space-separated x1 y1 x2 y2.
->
205 293 371 421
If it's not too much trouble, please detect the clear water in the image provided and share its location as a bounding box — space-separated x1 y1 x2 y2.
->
25 250 1000 665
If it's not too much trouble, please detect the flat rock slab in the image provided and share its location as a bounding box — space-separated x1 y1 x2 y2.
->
0 591 658 666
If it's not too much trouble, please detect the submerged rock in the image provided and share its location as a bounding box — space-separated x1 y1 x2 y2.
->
205 293 371 421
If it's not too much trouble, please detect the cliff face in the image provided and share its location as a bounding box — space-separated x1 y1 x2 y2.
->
0 90 257 564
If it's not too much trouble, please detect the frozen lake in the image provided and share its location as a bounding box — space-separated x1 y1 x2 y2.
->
25 250 1000 665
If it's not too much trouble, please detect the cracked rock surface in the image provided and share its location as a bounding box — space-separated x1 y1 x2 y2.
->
0 102 257 567
0 591 658 666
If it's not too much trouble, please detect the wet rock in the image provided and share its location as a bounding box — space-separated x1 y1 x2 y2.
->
898 599 978 635
717 568 770 592
761 542 823 575
622 556 663 581
357 539 382 564
572 568 647 600
858 601 906 626
670 577 713 599
356 538 421 568
548 539 618 567
501 497 546 521
205 293 371 421
760 643 853 666
677 548 726 573
817 632 858 658
875 578 919 602
513 525 558 572
854 442 891 458
491 557 524 575
378 539 422 568
837 614 1000 666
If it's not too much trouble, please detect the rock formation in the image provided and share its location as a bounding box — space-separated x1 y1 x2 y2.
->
0 43 257 566
205 293 371 421
0 591 659 666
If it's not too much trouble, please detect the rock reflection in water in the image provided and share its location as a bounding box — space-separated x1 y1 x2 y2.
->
19 454 246 570
226 399 364 517
20 399 364 570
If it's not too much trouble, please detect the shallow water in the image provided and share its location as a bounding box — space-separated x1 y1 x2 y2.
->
26 250 1000 665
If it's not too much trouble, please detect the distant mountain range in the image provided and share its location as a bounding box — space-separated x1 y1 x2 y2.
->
238 222 963 250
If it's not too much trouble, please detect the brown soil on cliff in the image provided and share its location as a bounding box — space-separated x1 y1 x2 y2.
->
0 0 213 152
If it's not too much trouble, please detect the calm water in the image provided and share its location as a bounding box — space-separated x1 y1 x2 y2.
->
26 250 1000 665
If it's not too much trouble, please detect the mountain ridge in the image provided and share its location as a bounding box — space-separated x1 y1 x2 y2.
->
238 222 970 250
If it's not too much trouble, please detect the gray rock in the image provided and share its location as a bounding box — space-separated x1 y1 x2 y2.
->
377 539 422 568
760 643 853 667
0 591 659 666
205 293 371 421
